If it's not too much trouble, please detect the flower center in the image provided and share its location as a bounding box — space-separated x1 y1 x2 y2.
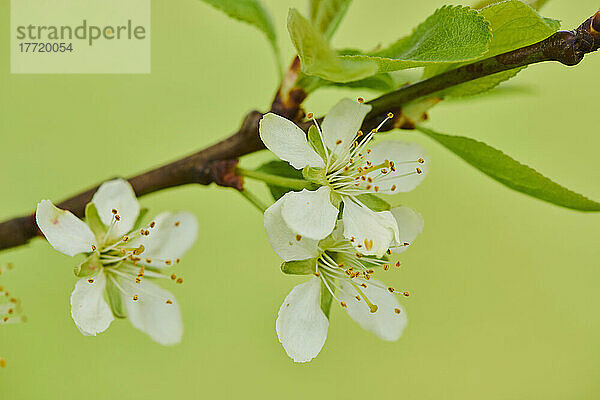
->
314 241 408 315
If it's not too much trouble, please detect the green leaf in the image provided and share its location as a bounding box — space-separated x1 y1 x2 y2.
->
84 203 105 239
287 8 378 83
320 280 333 318
289 6 492 83
417 126 600 212
199 0 281 74
256 160 304 200
474 0 551 11
106 276 126 319
356 194 391 212
74 253 102 278
281 258 317 275
424 1 560 97
310 0 352 39
300 72 397 92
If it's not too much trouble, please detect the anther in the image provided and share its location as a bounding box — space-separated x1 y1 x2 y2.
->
394 308 401 314
149 221 156 228
114 215 121 221
174 222 180 227
88 278 94 284
176 258 181 264
417 158 424 164
313 272 320 277
355 296 361 301
176 278 183 284
387 112 394 119
403 291 410 297
132 245 145 256
146 258 152 263
396 261 401 267
91 245 97 251
340 301 347 308
355 253 362 258
133 295 139 301
386 249 391 255
361 283 367 288
170 274 177 280
357 97 364 103
111 209 117 215
388 287 395 293
374 186 379 192
383 264 389 271
391 185 397 191
307 112 314 118
336 140 342 145
369 304 378 313
296 234 302 241
165 260 172 265
416 168 422 174
166 300 173 305
122 236 129 242
0 358 6 368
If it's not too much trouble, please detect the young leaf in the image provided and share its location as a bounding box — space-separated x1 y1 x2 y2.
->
417 126 600 212
199 0 281 73
256 160 304 200
289 6 492 83
424 1 560 97
310 0 353 39
287 8 378 83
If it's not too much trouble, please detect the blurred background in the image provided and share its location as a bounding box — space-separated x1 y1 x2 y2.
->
1 0 599 398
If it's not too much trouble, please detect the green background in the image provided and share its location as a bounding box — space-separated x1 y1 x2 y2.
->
1 0 599 398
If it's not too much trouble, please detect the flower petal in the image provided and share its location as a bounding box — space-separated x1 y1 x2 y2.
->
129 211 198 268
259 113 324 170
339 278 407 341
264 197 320 261
281 186 338 240
92 178 140 240
342 197 399 257
36 200 97 256
70 270 114 336
390 207 424 254
321 98 371 158
365 141 429 194
276 277 329 363
122 279 183 346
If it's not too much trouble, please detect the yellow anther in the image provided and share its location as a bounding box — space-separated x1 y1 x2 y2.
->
132 295 139 301
387 112 394 119
176 278 184 284
166 299 173 305
88 279 94 284
394 308 402 314
357 97 364 103
296 234 302 241
307 112 314 118
369 304 378 313
340 301 347 308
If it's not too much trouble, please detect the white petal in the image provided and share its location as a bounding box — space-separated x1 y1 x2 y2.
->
390 207 424 254
322 98 371 158
264 197 320 261
259 113 324 169
92 178 140 240
365 141 429 194
122 279 183 346
281 186 338 240
342 197 399 257
276 277 329 363
339 278 407 341
129 211 198 268
70 271 114 336
35 200 97 256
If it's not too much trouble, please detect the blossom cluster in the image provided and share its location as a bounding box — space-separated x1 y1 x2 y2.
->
29 98 427 363
260 98 428 362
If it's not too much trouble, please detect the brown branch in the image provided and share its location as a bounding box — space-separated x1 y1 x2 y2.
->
0 11 598 252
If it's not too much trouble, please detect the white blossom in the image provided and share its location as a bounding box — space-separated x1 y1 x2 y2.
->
36 179 198 345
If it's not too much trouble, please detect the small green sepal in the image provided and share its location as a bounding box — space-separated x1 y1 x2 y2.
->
356 194 391 211
84 202 106 239
74 252 102 278
281 258 318 275
105 276 126 319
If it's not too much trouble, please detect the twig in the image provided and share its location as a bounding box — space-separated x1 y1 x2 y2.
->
0 11 598 251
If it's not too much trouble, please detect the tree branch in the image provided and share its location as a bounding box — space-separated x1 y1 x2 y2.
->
0 11 598 251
